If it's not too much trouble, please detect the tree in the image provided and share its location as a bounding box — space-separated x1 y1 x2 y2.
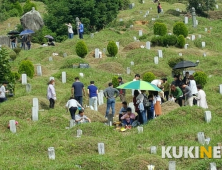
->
0 47 11 83
187 0 216 17
23 0 37 14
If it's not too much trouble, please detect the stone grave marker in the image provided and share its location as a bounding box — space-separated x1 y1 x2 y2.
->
107 114 113 126
79 73 84 77
32 106 38 121
146 41 150 50
90 33 94 38
132 3 135 7
98 143 105 155
147 165 155 170
216 4 218 9
95 48 100 58
70 119 75 128
150 7 152 10
8 23 10 27
63 53 67 58
202 42 206 48
203 52 207 57
154 56 158 64
137 126 143 133
205 111 212 123
133 36 137 41
210 162 217 170
48 147 55 160
158 50 163 58
176 8 180 11
191 35 195 41
152 18 156 21
197 132 205 145
119 18 123 22
150 146 157 154
98 90 104 105
168 33 172 35
76 129 82 137
9 120 16 133
22 74 27 85
129 4 133 9
116 42 119 49
127 67 130 74
219 84 222 94
139 30 143 36
130 25 133 28
103 48 106 54
26 83 31 93
169 161 176 170
146 11 149 15
37 65 42 76
184 44 189 49
196 20 198 25
130 61 134 66
62 71 66 83
33 98 39 111
205 28 208 32
179 53 183 56
184 16 188 24
49 57 53 61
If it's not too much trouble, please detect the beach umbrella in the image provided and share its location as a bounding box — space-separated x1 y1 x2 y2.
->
116 80 161 91
8 30 20 35
44 35 54 39
19 29 35 35
173 61 197 69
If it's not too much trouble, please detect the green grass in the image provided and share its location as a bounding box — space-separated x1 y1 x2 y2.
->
1 0 222 169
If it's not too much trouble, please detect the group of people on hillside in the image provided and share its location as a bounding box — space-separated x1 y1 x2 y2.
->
9 34 31 50
65 21 84 39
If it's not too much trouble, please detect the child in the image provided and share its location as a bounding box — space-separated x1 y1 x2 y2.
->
147 95 154 121
121 107 135 128
168 94 175 102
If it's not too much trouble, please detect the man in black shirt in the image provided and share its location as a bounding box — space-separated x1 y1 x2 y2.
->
10 34 16 49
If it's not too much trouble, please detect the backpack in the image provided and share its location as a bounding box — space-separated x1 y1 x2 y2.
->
143 94 150 108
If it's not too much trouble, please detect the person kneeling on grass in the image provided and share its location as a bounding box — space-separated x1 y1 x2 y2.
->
121 107 135 128
75 109 91 124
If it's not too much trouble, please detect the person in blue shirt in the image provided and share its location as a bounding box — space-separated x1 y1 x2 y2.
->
87 81 98 111
147 94 154 121
78 21 84 39
118 101 128 121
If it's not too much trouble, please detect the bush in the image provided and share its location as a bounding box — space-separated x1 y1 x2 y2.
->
194 39 202 48
143 72 155 82
138 35 148 41
10 54 16 61
193 71 207 88
173 22 188 38
32 26 56 44
165 9 181 16
162 35 177 46
168 57 184 69
23 0 37 14
75 41 88 58
107 41 118 57
177 35 185 48
18 60 34 78
112 76 119 88
13 47 21 55
151 36 164 46
153 22 167 36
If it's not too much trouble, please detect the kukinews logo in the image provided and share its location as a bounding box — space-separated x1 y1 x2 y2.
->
162 146 222 159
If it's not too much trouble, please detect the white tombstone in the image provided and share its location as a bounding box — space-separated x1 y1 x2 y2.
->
191 35 195 41
8 23 10 27
103 48 106 53
77 129 82 137
137 126 143 133
210 162 217 170
9 120 16 133
22 74 27 85
179 53 183 56
98 143 105 155
203 52 207 57
198 34 201 38
36 65 42 76
216 4 218 9
70 119 75 128
176 8 180 11
146 41 150 50
219 84 222 94
95 48 100 58
197 132 205 145
127 67 130 74
98 90 104 105
168 33 172 35
169 161 176 170
130 25 134 28
205 111 212 123
63 53 67 58
90 33 94 38
205 137 211 145
152 18 156 21
158 50 163 58
49 57 53 61
48 147 55 160
205 28 208 32
128 102 135 113
99 51 102 58
32 106 38 121
146 11 149 15
132 3 135 7
184 17 188 24
33 98 39 111
184 44 189 49
139 30 143 36
202 42 206 48
79 73 84 77
116 42 119 49
133 36 137 41
144 15 147 18
119 18 123 22
26 83 31 92
62 71 66 83
147 165 155 170
130 61 134 66
150 146 157 154
196 20 198 25
154 56 158 64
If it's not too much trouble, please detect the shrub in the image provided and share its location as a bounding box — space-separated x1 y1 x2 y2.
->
194 39 202 48
162 35 177 46
112 76 119 88
138 34 148 41
10 54 16 61
23 0 37 14
32 26 56 44
151 36 164 46
173 22 188 38
153 22 167 36
107 41 118 57
177 35 185 48
18 60 34 78
60 57 86 69
75 41 88 58
193 71 207 88
168 57 184 69
143 72 155 82
13 47 21 55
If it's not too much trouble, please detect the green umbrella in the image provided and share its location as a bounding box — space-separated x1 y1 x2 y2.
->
116 80 161 91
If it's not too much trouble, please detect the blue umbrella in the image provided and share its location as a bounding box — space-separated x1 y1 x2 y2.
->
19 29 35 35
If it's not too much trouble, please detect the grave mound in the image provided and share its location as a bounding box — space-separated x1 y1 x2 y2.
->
208 11 222 19
123 42 145 51
161 101 180 115
96 62 125 74
98 102 122 119
84 108 107 122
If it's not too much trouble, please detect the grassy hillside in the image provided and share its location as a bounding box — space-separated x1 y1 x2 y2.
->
1 0 222 169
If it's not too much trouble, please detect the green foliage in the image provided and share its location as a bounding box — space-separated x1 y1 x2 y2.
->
119 0 130 10
13 47 21 55
60 57 86 69
142 72 155 82
112 76 119 88
162 34 178 46
153 22 167 36
107 41 118 56
193 71 207 88
177 35 185 48
0 47 11 83
194 39 202 48
75 41 88 58
18 60 34 78
138 34 148 41
187 0 216 17
32 26 56 44
168 57 184 69
151 36 164 46
10 54 17 61
23 0 37 14
7 72 20 93
173 22 188 38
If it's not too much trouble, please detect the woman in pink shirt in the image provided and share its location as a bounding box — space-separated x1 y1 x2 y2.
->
121 107 135 126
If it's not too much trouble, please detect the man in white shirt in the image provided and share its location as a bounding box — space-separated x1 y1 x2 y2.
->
132 74 141 96
0 82 9 103
75 110 91 124
151 78 165 102
65 23 74 39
